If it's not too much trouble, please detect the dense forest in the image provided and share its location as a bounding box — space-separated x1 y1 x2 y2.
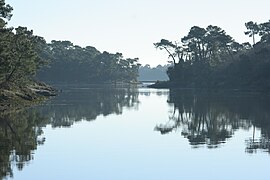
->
152 21 270 90
37 41 140 84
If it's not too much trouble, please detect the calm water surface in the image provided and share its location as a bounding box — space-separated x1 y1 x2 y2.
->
1 85 270 180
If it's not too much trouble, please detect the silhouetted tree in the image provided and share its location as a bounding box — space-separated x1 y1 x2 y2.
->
154 39 178 65
245 21 259 45
152 21 270 90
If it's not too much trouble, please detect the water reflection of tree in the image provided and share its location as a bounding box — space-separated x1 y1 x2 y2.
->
38 86 139 128
246 113 270 153
155 90 270 151
0 86 140 179
0 110 48 179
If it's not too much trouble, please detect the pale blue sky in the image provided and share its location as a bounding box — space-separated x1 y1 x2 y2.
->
6 0 270 66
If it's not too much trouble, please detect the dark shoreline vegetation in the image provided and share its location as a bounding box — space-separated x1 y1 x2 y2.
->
0 0 140 110
1 0 270 111
150 21 270 91
0 1 56 112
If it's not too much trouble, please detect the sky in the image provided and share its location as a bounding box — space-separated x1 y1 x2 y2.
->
6 0 270 67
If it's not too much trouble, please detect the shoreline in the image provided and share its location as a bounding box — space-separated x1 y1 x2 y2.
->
148 81 270 94
0 81 57 113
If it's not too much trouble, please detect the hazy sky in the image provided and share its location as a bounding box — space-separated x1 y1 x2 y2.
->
6 0 270 66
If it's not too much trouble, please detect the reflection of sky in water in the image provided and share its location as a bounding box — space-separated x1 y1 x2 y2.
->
11 88 270 180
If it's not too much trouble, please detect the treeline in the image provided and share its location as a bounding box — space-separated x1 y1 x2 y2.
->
37 41 140 84
138 64 169 81
153 21 270 90
0 0 140 91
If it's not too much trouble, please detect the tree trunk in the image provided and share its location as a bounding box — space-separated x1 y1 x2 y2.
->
5 67 17 83
252 33 256 46
164 47 176 65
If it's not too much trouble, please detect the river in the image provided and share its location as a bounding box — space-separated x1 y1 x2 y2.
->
1 85 270 180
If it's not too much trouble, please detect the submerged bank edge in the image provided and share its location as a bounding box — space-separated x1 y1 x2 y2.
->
0 81 57 113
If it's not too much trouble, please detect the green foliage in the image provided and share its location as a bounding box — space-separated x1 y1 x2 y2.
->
37 41 141 84
0 26 45 86
0 1 48 89
155 21 270 90
0 0 13 20
0 0 140 90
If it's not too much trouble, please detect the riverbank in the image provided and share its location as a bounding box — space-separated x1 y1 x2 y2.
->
148 80 270 94
0 81 57 112
147 81 173 89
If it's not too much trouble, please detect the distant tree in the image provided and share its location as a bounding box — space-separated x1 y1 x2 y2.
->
138 64 170 81
245 21 259 45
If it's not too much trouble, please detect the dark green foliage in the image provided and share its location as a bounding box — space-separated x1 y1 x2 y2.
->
37 41 140 84
0 27 46 86
0 0 12 20
0 1 47 89
0 0 140 91
155 21 270 91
